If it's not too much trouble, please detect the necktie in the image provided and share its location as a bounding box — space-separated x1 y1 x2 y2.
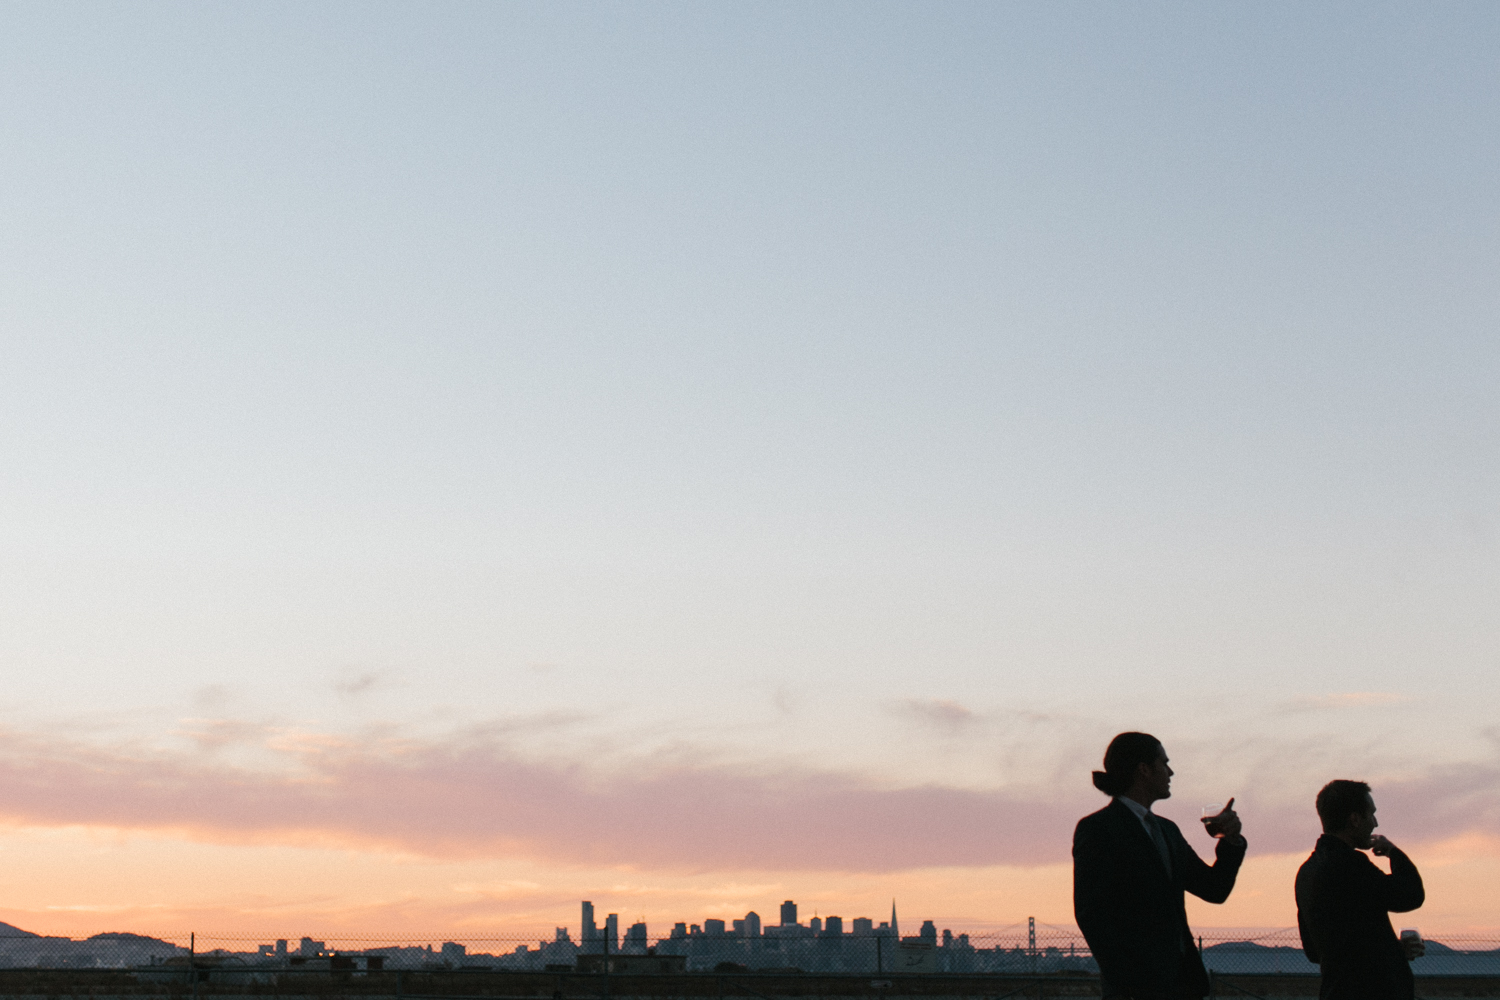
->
1146 813 1172 876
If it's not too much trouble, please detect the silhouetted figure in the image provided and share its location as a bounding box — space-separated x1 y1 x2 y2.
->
1073 732 1246 999
1295 780 1425 1000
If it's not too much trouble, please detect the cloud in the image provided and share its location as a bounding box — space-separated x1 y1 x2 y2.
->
770 687 796 715
1276 692 1410 714
1368 754 1500 850
191 685 234 710
0 724 1090 872
451 880 547 901
176 718 271 752
464 712 593 739
334 672 389 697
1196 727 1500 856
891 699 977 735
1244 753 1500 856
0 720 1495 875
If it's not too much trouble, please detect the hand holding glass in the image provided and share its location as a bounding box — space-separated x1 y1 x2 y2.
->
1200 798 1237 838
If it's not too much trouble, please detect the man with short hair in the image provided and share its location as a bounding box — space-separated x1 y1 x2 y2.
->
1295 780 1425 1000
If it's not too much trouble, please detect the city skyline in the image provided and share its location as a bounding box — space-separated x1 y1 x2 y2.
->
576 898 907 949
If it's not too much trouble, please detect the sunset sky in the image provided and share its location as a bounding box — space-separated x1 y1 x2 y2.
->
2 3 1499 941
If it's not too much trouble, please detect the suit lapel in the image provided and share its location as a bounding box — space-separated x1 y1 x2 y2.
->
1109 798 1174 882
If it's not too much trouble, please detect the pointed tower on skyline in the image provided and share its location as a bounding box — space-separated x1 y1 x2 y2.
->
890 899 898 940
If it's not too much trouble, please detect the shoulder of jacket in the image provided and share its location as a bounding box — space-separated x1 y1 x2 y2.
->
1075 802 1119 830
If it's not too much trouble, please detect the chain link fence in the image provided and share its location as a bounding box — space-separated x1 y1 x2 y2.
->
0 927 1495 977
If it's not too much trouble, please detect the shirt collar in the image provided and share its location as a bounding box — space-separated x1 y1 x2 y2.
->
1116 795 1153 820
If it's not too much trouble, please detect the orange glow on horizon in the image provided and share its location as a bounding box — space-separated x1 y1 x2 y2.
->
0 824 1496 941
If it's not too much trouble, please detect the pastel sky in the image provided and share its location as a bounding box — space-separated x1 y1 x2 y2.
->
2 2 1499 939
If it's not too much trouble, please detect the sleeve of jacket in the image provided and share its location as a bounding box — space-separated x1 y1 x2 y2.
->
1072 816 1122 964
1368 846 1425 913
1294 860 1321 964
1179 828 1247 905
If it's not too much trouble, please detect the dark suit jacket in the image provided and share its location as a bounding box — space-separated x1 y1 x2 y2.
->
1073 799 1246 999
1295 834 1424 1000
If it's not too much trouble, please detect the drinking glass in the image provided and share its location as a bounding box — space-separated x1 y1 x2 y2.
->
1201 803 1226 836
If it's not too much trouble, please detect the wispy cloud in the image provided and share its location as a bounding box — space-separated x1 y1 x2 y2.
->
176 718 272 752
1276 692 1410 714
0 723 1088 872
0 720 1493 874
890 699 977 735
191 685 234 710
334 672 390 697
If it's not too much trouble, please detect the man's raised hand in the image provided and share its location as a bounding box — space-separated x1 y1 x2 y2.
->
1201 798 1242 840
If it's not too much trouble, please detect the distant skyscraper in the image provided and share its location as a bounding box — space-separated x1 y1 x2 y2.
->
890 900 899 940
920 920 936 947
275 940 287 959
851 918 873 936
810 916 822 934
824 916 843 937
744 912 761 938
705 919 726 936
605 913 619 951
624 922 647 953
582 901 598 945
780 900 797 926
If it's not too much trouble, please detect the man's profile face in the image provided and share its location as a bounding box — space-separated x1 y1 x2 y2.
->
1348 793 1378 849
1138 746 1173 802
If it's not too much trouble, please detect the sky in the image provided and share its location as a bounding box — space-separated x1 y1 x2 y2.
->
1 1 1498 940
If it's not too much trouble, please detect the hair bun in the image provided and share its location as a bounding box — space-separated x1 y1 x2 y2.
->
1091 770 1121 795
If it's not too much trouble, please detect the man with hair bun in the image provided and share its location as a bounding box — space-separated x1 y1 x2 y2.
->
1073 732 1247 999
1295 780 1425 1000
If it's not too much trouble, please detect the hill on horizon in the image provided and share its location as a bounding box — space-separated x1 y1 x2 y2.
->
87 932 180 946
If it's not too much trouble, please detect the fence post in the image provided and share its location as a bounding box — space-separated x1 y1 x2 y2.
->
190 932 198 1000
875 935 882 974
